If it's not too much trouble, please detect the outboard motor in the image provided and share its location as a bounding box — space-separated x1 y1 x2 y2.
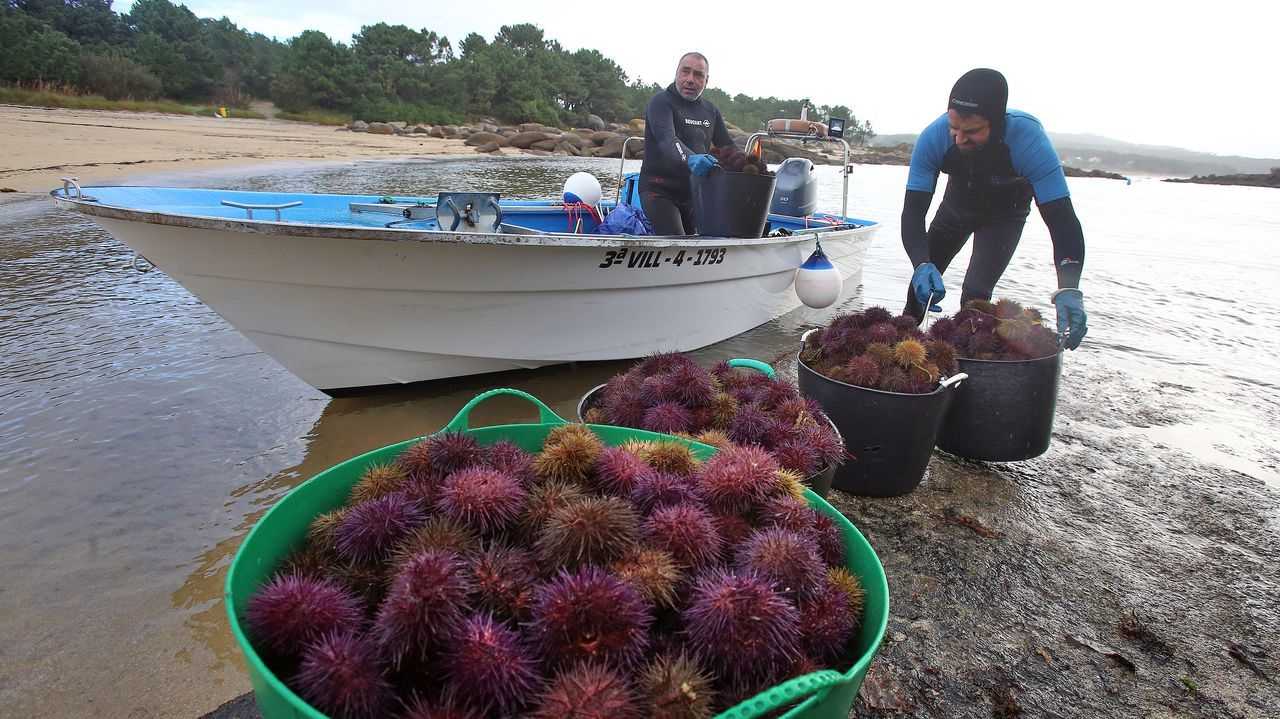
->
769 157 819 217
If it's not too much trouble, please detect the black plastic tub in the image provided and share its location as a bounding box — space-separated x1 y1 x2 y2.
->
691 168 776 238
797 356 966 497
576 383 843 500
935 352 1063 462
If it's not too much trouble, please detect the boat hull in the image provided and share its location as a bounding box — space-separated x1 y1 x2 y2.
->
55 188 877 393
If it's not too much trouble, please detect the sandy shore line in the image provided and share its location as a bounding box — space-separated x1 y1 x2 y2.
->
0 104 490 192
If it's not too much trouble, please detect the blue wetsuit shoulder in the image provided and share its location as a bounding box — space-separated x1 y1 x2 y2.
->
1004 110 1069 204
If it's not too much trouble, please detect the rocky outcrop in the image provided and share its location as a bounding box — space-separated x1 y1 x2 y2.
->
1164 168 1280 188
367 122 396 135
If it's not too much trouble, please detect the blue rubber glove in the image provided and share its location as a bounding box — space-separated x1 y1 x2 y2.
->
687 153 718 177
1052 288 1088 350
911 262 945 312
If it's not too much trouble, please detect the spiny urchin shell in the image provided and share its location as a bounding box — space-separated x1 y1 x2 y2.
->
641 502 723 571
293 630 395 719
680 570 802 683
612 546 682 609
695 444 781 513
518 479 589 540
643 401 696 434
798 584 857 661
534 429 604 484
631 469 702 515
372 549 473 669
589 445 651 496
435 466 526 535
642 440 702 476
425 431 486 476
733 528 826 601
348 461 408 505
441 613 543 715
335 492 428 565
246 571 365 657
483 439 536 486
391 516 482 569
639 651 715 719
527 565 653 670
471 540 540 621
528 662 642 719
536 495 640 570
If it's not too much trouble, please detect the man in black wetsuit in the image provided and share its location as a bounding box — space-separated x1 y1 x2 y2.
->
639 52 736 236
902 68 1088 349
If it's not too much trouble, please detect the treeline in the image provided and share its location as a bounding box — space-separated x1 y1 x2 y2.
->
0 0 873 141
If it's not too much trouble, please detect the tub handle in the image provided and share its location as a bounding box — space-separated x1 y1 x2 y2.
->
800 327 820 348
717 669 846 719
441 388 567 434
939 372 969 389
727 358 775 378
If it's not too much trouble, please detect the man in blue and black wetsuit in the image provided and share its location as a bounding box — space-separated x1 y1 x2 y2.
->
903 68 1088 349
639 52 736 236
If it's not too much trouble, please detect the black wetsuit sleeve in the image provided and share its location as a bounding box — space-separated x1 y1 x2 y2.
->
647 92 692 166
711 109 733 149
1037 196 1085 288
901 189 934 267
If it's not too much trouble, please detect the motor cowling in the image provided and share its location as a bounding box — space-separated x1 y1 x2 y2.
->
769 158 819 217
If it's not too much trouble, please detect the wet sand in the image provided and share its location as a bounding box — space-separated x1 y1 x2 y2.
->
0 104 480 192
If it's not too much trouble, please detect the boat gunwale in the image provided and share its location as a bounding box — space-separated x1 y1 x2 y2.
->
49 187 878 249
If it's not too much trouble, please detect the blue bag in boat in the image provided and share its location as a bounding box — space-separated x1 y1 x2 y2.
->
596 203 653 236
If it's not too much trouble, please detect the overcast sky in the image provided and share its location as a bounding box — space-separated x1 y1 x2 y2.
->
118 0 1278 158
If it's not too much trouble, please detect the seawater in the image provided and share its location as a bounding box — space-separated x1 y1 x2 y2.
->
0 157 1277 717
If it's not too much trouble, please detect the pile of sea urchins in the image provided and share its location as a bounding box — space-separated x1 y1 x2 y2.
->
245 423 866 718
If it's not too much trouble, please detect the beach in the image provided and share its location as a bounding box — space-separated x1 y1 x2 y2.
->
2 106 1278 718
0 105 479 192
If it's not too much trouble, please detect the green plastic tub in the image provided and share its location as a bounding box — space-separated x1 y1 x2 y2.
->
225 388 889 719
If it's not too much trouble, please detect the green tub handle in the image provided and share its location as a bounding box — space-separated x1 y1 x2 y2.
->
727 357 775 378
441 388 567 433
715 670 846 719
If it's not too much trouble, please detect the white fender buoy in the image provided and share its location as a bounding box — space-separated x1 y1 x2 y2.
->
563 172 602 206
794 246 842 308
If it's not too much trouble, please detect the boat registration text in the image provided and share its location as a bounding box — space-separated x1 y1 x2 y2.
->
598 247 726 269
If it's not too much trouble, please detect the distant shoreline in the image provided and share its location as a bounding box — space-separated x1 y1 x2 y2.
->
1164 169 1280 189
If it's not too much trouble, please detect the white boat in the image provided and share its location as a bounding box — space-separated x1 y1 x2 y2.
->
51 176 877 395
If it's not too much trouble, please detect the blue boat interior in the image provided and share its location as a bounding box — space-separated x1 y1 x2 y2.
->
56 182 875 237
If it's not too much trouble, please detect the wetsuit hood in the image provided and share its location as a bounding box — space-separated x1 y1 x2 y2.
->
949 68 1008 140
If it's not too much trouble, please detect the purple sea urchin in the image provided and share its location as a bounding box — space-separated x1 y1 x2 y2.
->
798 585 855 661
537 495 640 570
811 513 847 567
441 613 542 715
589 445 651 496
435 466 526 535
372 549 473 669
630 469 702 515
695 444 781 513
294 630 395 719
680 569 802 683
246 571 364 658
425 431 486 477
471 541 539 621
860 306 893 326
641 502 723 570
643 401 696 434
399 692 487 719
528 662 642 719
758 495 819 535
843 356 881 388
483 439 537 486
335 492 428 565
527 565 653 670
639 651 715 719
733 527 826 601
